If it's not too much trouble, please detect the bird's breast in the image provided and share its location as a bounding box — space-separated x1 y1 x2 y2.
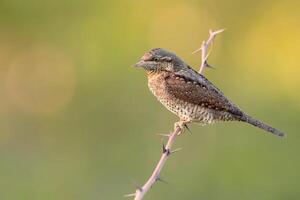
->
147 72 168 99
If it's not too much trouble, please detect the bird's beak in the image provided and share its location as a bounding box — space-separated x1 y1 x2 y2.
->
133 60 146 68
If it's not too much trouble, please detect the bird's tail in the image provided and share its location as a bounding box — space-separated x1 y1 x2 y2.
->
239 114 286 138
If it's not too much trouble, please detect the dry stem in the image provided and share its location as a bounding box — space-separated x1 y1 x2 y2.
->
126 123 183 200
193 29 225 74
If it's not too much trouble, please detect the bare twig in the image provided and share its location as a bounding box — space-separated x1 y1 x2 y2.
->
126 122 184 200
192 29 225 74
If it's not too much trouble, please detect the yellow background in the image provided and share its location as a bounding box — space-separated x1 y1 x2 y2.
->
0 0 299 199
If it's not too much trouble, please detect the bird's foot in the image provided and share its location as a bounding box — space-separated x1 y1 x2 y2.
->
174 120 190 136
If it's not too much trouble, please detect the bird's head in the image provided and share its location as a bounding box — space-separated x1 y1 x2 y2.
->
133 48 186 73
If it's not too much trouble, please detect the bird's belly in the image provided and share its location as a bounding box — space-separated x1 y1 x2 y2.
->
148 74 214 124
158 97 214 124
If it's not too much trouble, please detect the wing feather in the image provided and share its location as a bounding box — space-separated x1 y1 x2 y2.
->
165 70 244 117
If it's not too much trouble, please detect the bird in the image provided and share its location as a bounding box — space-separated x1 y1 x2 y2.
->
134 48 285 137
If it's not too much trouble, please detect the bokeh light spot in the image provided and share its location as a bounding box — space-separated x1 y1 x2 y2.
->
5 44 76 114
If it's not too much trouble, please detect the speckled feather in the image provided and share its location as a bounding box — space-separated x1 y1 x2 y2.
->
148 71 242 124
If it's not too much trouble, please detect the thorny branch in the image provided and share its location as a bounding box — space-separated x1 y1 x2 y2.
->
125 123 183 200
193 29 225 74
126 28 225 200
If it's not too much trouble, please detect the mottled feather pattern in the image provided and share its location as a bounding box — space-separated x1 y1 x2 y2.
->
148 71 241 124
166 71 244 117
138 48 285 137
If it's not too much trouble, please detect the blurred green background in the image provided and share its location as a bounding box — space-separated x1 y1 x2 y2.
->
0 0 299 199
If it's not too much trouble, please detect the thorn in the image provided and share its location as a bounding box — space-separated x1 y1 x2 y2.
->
213 28 226 35
124 193 136 198
136 186 143 192
192 42 204 54
156 133 170 137
162 143 167 153
170 148 182 154
131 180 143 192
204 61 215 69
162 143 170 155
210 28 226 36
156 177 168 184
192 47 202 54
184 124 192 134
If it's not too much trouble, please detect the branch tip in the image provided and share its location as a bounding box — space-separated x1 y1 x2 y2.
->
193 28 225 74
210 28 226 36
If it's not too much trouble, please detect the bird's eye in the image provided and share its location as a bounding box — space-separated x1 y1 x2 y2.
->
153 57 159 62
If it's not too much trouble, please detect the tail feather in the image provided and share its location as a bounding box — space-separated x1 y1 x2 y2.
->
240 115 286 138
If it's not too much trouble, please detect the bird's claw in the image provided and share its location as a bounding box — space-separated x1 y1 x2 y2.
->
174 121 190 135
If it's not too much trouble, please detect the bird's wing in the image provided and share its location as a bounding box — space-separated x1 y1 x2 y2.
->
165 70 243 117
